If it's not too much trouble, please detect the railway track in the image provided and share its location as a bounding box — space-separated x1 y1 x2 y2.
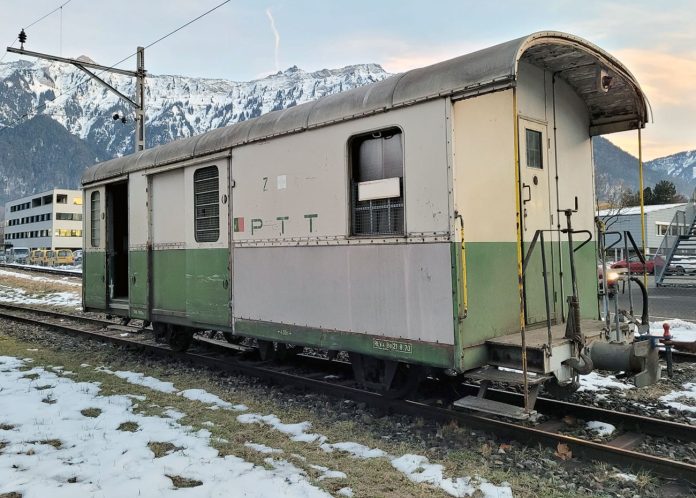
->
0 302 695 487
0 263 82 278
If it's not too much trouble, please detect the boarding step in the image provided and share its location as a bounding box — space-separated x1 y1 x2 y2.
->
463 366 551 386
453 396 535 420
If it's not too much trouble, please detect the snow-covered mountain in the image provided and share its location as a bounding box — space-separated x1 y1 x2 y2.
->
0 58 389 158
646 150 696 183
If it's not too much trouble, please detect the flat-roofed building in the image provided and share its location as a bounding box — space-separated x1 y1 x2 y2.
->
3 188 83 250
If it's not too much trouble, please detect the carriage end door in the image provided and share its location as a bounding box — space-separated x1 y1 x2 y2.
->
519 118 556 325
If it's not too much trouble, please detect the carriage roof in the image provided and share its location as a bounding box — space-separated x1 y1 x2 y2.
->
83 31 649 185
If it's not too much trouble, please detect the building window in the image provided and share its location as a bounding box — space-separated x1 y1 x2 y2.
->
525 129 543 169
350 128 404 236
91 191 100 247
193 166 220 243
57 194 68 204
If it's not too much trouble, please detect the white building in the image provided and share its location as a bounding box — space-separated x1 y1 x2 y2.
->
3 188 83 250
598 203 688 258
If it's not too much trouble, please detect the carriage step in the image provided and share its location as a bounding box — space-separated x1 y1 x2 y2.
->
453 396 535 420
463 366 551 386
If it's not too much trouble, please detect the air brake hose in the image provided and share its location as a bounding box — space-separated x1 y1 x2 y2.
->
565 351 594 375
628 276 649 326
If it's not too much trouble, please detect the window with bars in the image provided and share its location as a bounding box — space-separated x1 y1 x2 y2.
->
350 128 404 236
194 166 220 243
90 191 100 247
525 129 543 169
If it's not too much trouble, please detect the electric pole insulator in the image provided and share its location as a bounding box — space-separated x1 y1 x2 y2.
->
18 29 27 47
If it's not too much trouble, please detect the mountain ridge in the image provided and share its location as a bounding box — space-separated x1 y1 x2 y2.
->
0 59 693 211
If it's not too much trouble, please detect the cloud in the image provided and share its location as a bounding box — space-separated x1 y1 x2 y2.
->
606 48 696 159
265 8 280 72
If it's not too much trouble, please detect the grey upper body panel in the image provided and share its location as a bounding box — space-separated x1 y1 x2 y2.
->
83 31 649 185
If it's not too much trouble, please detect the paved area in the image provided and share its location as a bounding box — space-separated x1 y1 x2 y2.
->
615 279 696 321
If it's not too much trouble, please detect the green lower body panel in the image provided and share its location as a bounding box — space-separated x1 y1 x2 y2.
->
234 318 454 368
129 250 148 320
83 251 106 309
452 240 599 371
150 248 229 328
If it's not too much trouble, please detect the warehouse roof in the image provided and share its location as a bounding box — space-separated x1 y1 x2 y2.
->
83 30 650 185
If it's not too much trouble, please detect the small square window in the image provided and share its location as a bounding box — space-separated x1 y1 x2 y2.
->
525 129 543 169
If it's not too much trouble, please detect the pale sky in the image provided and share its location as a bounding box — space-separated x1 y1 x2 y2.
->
1 0 695 160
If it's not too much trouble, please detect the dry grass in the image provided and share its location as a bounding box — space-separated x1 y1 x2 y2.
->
80 408 102 418
0 272 78 295
33 439 62 449
21 373 39 381
0 492 23 498
166 475 203 488
117 421 139 432
622 381 673 401
0 423 15 430
148 441 181 458
34 384 54 391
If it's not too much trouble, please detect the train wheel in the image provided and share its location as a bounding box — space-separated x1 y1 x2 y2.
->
152 322 170 343
350 354 424 400
257 340 275 361
169 326 194 352
222 331 245 345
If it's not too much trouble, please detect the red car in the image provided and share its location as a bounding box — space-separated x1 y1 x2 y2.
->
611 256 659 274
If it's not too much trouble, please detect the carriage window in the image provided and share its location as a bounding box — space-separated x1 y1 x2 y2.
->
194 166 220 243
526 129 543 169
90 191 100 247
350 128 404 236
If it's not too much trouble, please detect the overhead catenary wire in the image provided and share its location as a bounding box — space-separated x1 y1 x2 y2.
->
0 0 232 134
0 0 74 64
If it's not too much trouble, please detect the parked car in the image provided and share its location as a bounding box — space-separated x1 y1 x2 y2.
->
7 247 30 264
666 256 696 275
73 249 83 266
55 249 74 266
611 256 662 274
43 250 57 266
28 250 46 266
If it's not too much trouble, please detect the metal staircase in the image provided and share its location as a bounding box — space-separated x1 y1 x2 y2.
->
655 189 696 287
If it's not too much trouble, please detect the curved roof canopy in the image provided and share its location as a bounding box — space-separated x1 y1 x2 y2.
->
83 31 649 185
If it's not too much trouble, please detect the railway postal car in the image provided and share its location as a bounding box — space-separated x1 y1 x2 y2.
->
82 31 659 407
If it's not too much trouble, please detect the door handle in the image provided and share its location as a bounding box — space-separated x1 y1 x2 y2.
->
522 184 532 204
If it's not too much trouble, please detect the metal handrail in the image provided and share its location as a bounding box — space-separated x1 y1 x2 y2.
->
655 190 696 284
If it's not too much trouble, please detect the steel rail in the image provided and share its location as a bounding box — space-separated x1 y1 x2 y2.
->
0 306 694 485
0 263 82 278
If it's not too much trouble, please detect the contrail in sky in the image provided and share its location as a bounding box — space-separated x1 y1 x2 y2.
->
266 8 280 72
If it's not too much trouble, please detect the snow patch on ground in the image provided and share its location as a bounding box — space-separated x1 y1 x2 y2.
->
650 319 696 342
660 383 696 414
337 488 354 497
0 284 81 308
586 421 616 436
0 356 331 498
237 413 325 443
309 464 347 480
179 389 247 410
0 268 81 286
245 442 284 454
321 441 387 459
95 367 178 393
240 415 513 497
577 371 632 392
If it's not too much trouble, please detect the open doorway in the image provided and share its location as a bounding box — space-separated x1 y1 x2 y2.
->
106 182 129 302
